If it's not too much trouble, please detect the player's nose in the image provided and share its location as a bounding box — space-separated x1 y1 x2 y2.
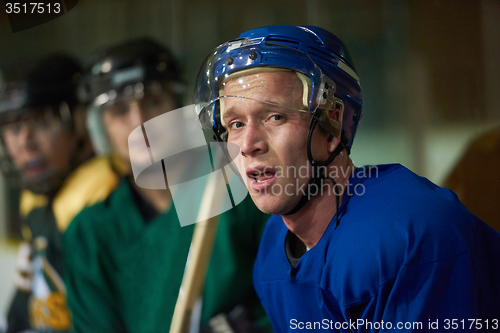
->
240 122 268 158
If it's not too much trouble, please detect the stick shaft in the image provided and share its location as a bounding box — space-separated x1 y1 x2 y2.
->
170 172 222 333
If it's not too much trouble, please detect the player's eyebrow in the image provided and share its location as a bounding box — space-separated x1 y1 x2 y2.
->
222 108 239 122
222 102 277 122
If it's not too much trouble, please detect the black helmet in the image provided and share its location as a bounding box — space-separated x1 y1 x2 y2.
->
79 38 183 107
79 38 184 157
0 54 82 126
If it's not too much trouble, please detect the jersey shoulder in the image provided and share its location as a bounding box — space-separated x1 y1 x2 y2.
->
53 156 119 232
350 164 472 233
63 177 133 243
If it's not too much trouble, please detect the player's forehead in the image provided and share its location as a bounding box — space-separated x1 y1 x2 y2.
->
221 70 307 120
222 70 303 97
1 105 60 127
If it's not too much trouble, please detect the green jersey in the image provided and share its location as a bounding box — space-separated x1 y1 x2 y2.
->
63 179 271 333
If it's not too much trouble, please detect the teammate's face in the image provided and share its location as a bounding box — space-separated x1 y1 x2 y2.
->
102 89 177 167
223 71 331 215
2 108 78 187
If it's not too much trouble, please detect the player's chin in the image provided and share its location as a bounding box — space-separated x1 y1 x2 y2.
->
249 190 298 216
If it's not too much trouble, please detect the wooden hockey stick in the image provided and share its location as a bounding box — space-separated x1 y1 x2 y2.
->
170 171 222 333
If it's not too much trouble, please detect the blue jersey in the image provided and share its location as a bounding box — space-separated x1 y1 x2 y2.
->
254 164 500 332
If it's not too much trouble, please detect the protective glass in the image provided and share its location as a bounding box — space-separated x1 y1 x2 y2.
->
86 81 177 157
194 39 343 140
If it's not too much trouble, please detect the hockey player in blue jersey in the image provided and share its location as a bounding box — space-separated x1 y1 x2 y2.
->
194 25 500 332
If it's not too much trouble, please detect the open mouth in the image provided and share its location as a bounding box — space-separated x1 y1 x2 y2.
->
246 167 277 190
251 170 274 183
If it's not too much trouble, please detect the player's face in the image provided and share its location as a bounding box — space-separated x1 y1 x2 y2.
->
2 108 78 187
102 90 177 167
223 71 330 215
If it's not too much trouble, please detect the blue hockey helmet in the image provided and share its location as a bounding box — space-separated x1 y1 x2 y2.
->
194 25 362 153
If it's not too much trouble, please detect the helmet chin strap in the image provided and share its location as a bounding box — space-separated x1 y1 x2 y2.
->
283 111 346 230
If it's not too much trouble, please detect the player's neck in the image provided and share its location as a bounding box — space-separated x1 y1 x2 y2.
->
282 157 355 249
126 155 187 214
133 182 172 213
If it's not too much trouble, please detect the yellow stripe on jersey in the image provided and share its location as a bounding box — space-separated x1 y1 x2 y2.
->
20 191 48 219
52 156 119 232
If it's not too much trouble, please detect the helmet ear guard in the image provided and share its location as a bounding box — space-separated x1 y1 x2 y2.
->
310 74 344 139
315 97 344 139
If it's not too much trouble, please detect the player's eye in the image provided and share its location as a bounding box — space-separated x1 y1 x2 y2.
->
4 122 23 134
230 121 245 129
269 114 284 122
